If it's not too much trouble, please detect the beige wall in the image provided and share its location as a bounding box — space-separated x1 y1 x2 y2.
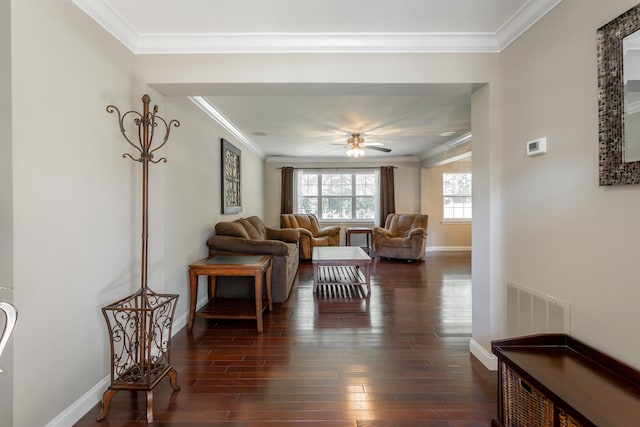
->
163 96 265 316
10 5 131 427
9 2 268 426
500 0 640 367
421 159 472 250
0 0 11 424
136 52 500 87
11 1 137 425
470 82 504 358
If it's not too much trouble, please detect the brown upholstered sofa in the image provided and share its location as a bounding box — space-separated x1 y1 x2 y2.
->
207 216 300 303
373 213 428 261
280 213 341 259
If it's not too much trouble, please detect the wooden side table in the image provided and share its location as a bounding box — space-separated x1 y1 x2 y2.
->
188 254 272 333
346 226 373 254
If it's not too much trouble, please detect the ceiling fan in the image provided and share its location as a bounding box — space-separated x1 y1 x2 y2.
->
342 133 391 157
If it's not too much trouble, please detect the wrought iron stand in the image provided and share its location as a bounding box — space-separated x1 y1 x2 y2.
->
97 95 180 423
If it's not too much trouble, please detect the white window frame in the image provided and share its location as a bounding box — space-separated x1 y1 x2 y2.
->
442 172 472 222
294 169 379 223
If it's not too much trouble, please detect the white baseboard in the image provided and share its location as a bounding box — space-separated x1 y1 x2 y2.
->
426 246 471 252
45 297 203 426
45 376 110 427
469 338 497 371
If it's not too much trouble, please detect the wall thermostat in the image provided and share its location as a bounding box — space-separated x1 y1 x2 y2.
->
527 137 547 156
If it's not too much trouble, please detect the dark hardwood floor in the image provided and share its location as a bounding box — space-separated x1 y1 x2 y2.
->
76 251 497 426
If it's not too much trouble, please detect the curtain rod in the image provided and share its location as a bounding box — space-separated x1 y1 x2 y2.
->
277 166 397 170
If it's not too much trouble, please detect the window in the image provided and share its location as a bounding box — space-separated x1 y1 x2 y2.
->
295 170 377 221
443 172 472 220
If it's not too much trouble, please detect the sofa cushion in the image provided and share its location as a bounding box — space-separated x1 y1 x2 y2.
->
381 236 411 248
238 218 263 240
215 221 249 239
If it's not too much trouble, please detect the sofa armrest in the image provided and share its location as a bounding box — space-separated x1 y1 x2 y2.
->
316 226 341 237
207 235 290 257
408 228 427 239
266 227 300 243
372 226 392 237
280 227 313 240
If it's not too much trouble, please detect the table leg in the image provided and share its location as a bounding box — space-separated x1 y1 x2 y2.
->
266 262 273 311
364 262 371 297
188 268 197 331
209 274 217 302
145 390 154 423
313 264 319 293
254 271 263 333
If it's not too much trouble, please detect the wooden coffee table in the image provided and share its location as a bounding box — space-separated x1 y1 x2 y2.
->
188 254 272 333
312 246 372 296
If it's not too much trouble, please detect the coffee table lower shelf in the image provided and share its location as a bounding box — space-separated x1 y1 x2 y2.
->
316 266 366 285
315 266 369 297
312 247 372 297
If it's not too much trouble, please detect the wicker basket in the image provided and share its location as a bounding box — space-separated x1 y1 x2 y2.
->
558 409 584 427
502 362 554 427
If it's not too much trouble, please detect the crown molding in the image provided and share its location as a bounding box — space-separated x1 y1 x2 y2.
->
70 0 138 51
135 32 500 54
71 0 562 54
496 0 563 49
265 155 420 163
420 132 472 160
189 96 265 157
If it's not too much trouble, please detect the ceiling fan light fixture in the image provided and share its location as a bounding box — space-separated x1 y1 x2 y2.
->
348 134 364 146
346 133 366 157
347 146 365 158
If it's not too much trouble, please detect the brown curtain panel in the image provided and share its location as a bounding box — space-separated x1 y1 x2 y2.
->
280 167 294 214
379 166 396 226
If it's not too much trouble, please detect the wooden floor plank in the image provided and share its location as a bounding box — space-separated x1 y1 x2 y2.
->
74 252 497 426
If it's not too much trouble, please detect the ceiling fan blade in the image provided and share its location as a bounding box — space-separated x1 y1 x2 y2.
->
366 145 391 153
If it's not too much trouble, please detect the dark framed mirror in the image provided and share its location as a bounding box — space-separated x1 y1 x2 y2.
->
598 4 640 185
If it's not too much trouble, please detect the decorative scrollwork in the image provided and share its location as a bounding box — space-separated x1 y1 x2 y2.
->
102 289 178 387
107 95 180 164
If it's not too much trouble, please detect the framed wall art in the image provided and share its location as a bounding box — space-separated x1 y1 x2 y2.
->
221 138 242 214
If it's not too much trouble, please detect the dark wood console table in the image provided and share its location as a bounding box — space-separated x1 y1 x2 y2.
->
188 254 272 333
492 334 640 427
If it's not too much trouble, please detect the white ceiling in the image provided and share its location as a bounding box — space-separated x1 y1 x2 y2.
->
72 0 562 160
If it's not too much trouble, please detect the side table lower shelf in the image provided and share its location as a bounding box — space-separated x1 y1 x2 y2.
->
196 297 270 321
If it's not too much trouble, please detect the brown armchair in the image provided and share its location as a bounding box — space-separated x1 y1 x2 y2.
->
280 213 341 259
373 213 428 261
